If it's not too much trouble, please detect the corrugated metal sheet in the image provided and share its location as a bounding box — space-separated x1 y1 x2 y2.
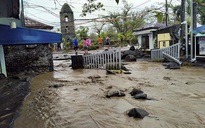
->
0 24 62 45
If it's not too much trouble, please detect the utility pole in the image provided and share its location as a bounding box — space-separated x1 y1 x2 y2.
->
165 0 168 26
185 1 188 58
180 0 185 56
191 0 193 60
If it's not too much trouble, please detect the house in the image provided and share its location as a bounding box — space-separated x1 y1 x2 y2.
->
132 23 167 50
156 25 180 48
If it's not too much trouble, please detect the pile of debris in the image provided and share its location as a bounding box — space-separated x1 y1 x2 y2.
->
121 46 145 62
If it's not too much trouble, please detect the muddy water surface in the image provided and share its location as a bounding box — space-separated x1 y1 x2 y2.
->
14 60 205 128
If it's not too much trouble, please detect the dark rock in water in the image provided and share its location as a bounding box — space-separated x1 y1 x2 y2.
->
129 46 135 51
124 55 136 62
49 84 64 88
106 89 125 98
121 49 144 59
63 54 69 57
73 88 78 91
129 88 143 96
133 93 147 99
134 49 144 58
128 108 149 119
121 50 136 59
165 62 180 69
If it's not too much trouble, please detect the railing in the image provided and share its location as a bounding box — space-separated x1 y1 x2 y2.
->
83 48 121 69
151 43 180 61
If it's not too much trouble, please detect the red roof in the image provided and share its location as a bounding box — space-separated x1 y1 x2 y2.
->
24 17 53 30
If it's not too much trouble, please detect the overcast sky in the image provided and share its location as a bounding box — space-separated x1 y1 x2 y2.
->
24 0 180 30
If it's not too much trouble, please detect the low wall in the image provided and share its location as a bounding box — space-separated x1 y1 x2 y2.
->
4 44 53 76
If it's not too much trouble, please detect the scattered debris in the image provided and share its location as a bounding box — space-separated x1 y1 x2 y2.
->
123 71 132 74
163 62 180 69
163 76 171 81
106 69 131 74
127 108 149 119
106 89 125 98
49 84 64 88
106 86 113 89
106 70 120 74
88 75 101 79
185 82 193 85
73 88 78 91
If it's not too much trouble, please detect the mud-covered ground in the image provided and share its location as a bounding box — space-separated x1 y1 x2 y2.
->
12 58 205 128
0 75 31 128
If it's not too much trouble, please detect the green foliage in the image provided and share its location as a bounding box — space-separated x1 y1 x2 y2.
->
62 38 66 43
88 45 99 50
76 26 89 40
152 10 164 23
65 42 70 48
81 0 104 16
81 0 120 16
100 31 107 40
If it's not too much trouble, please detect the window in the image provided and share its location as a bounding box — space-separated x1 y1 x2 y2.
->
65 26 69 33
65 16 68 22
163 41 166 47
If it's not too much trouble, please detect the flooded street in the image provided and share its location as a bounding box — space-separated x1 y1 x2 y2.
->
14 59 205 128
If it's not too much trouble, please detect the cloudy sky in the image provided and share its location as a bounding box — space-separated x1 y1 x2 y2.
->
24 0 180 30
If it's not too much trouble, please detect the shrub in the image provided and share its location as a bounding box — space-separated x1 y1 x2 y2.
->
78 43 83 49
88 45 99 50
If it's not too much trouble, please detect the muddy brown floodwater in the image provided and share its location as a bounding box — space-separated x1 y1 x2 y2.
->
13 59 205 128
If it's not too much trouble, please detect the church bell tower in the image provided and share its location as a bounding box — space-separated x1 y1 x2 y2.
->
60 3 75 40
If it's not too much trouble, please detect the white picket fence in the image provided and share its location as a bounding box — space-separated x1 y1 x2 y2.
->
151 43 180 61
83 48 121 69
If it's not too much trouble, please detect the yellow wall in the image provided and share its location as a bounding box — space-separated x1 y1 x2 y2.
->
159 41 170 48
157 33 171 48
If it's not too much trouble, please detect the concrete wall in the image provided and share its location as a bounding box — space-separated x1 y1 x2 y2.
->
4 44 53 76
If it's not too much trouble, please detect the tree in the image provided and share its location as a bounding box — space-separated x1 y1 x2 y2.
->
152 10 164 23
89 32 98 44
76 26 89 40
196 0 205 24
81 0 120 16
92 22 106 36
105 0 145 45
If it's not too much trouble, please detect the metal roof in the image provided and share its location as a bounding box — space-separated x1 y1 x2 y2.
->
133 23 167 32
